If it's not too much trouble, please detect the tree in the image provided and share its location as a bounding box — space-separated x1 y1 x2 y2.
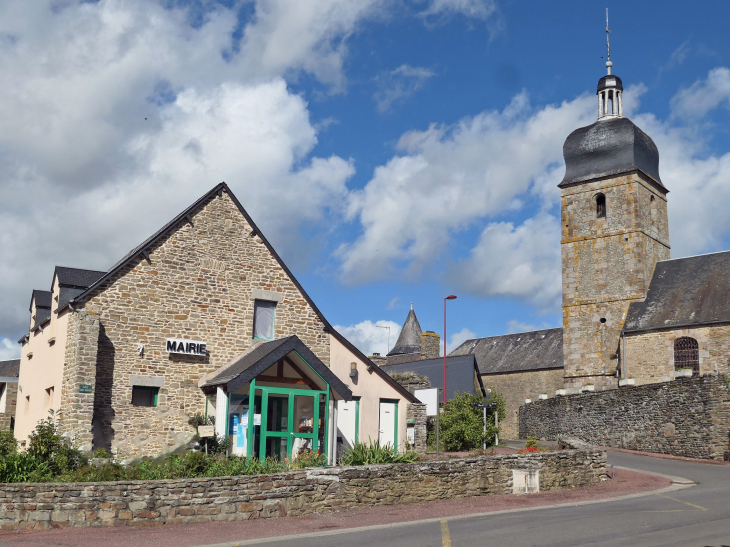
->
439 391 506 452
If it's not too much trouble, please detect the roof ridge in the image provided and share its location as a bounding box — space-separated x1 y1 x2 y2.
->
657 249 730 263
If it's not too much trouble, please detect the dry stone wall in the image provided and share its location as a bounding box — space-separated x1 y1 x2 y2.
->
62 190 330 459
0 449 606 530
520 374 730 460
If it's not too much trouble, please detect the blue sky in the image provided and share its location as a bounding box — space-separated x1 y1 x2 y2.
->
2 0 730 358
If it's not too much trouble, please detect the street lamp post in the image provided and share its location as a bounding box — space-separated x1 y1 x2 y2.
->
443 295 457 404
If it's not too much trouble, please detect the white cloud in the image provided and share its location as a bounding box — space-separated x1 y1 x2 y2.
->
386 297 401 309
0 339 19 361
421 0 497 19
670 67 730 120
449 213 562 310
0 0 371 338
339 91 595 285
506 319 553 334
447 327 475 354
333 320 402 357
374 64 436 112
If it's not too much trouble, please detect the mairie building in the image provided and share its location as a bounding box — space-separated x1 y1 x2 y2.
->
16 183 417 461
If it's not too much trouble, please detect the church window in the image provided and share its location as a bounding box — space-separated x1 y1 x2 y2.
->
595 194 606 218
674 337 699 376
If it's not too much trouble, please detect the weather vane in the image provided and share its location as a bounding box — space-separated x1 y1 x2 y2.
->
605 8 612 75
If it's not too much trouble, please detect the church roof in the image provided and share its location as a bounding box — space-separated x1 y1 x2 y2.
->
560 117 665 190
623 251 730 333
449 328 564 375
387 308 422 356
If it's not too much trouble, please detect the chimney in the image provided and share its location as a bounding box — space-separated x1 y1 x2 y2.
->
421 331 440 360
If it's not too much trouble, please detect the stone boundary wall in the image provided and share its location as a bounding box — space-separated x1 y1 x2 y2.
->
406 402 427 453
519 374 730 461
0 450 606 530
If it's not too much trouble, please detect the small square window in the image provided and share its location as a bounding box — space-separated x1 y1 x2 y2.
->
44 387 54 410
131 386 159 407
253 300 276 341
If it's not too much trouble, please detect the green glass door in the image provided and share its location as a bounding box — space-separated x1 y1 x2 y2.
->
258 387 327 461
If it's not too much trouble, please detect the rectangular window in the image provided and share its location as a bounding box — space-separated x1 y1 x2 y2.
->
131 386 159 407
44 386 54 411
253 300 276 341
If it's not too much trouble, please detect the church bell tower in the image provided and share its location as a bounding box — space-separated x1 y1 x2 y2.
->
560 18 671 391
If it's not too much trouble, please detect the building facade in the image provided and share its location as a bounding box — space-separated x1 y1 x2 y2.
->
16 183 416 460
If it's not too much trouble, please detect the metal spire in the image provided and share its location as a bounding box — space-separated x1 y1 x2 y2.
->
605 8 612 75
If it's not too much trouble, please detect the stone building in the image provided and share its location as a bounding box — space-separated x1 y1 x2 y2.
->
450 329 564 439
621 251 730 384
0 360 19 431
15 183 417 460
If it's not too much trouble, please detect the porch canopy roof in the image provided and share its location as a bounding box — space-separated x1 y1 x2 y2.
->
199 335 352 401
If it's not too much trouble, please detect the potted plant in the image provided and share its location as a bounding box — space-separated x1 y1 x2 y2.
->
538 393 548 400
555 388 567 396
674 367 694 378
582 384 595 392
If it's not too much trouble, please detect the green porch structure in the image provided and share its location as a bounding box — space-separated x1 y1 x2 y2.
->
200 335 352 464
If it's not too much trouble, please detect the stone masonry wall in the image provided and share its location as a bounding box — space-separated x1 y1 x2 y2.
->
57 312 101 452
519 374 730 460
625 324 730 385
482 369 564 440
561 172 670 391
0 384 17 431
0 449 606 530
406 402 427 453
421 332 440 360
66 189 330 459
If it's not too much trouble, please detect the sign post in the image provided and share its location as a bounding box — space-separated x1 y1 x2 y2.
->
198 425 215 455
436 388 440 457
473 392 498 449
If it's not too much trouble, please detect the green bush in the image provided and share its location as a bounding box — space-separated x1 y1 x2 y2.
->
92 448 111 459
339 440 418 466
26 418 86 475
0 431 17 456
439 391 506 452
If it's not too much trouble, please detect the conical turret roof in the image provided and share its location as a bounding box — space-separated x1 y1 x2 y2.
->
387 306 423 356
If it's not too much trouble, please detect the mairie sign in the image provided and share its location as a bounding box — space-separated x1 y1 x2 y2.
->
166 338 207 356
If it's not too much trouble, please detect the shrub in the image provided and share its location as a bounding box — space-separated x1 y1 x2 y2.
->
92 448 111 459
27 418 85 475
0 431 17 456
188 413 214 428
340 440 418 466
439 391 506 452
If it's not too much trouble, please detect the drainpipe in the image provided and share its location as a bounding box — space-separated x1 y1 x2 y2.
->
621 332 627 379
215 386 227 439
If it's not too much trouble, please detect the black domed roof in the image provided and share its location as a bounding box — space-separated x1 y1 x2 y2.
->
559 117 666 190
597 74 623 93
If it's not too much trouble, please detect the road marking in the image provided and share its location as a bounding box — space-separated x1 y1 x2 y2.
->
441 520 452 547
655 493 707 511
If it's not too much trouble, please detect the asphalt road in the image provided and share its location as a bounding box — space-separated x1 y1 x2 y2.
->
211 451 730 547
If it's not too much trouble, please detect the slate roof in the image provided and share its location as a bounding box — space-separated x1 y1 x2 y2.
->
0 360 20 378
623 251 730 333
387 308 422 356
30 290 52 312
200 335 352 400
560 117 665 190
382 355 484 400
50 183 416 403
29 290 52 331
449 328 564 375
54 267 106 289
